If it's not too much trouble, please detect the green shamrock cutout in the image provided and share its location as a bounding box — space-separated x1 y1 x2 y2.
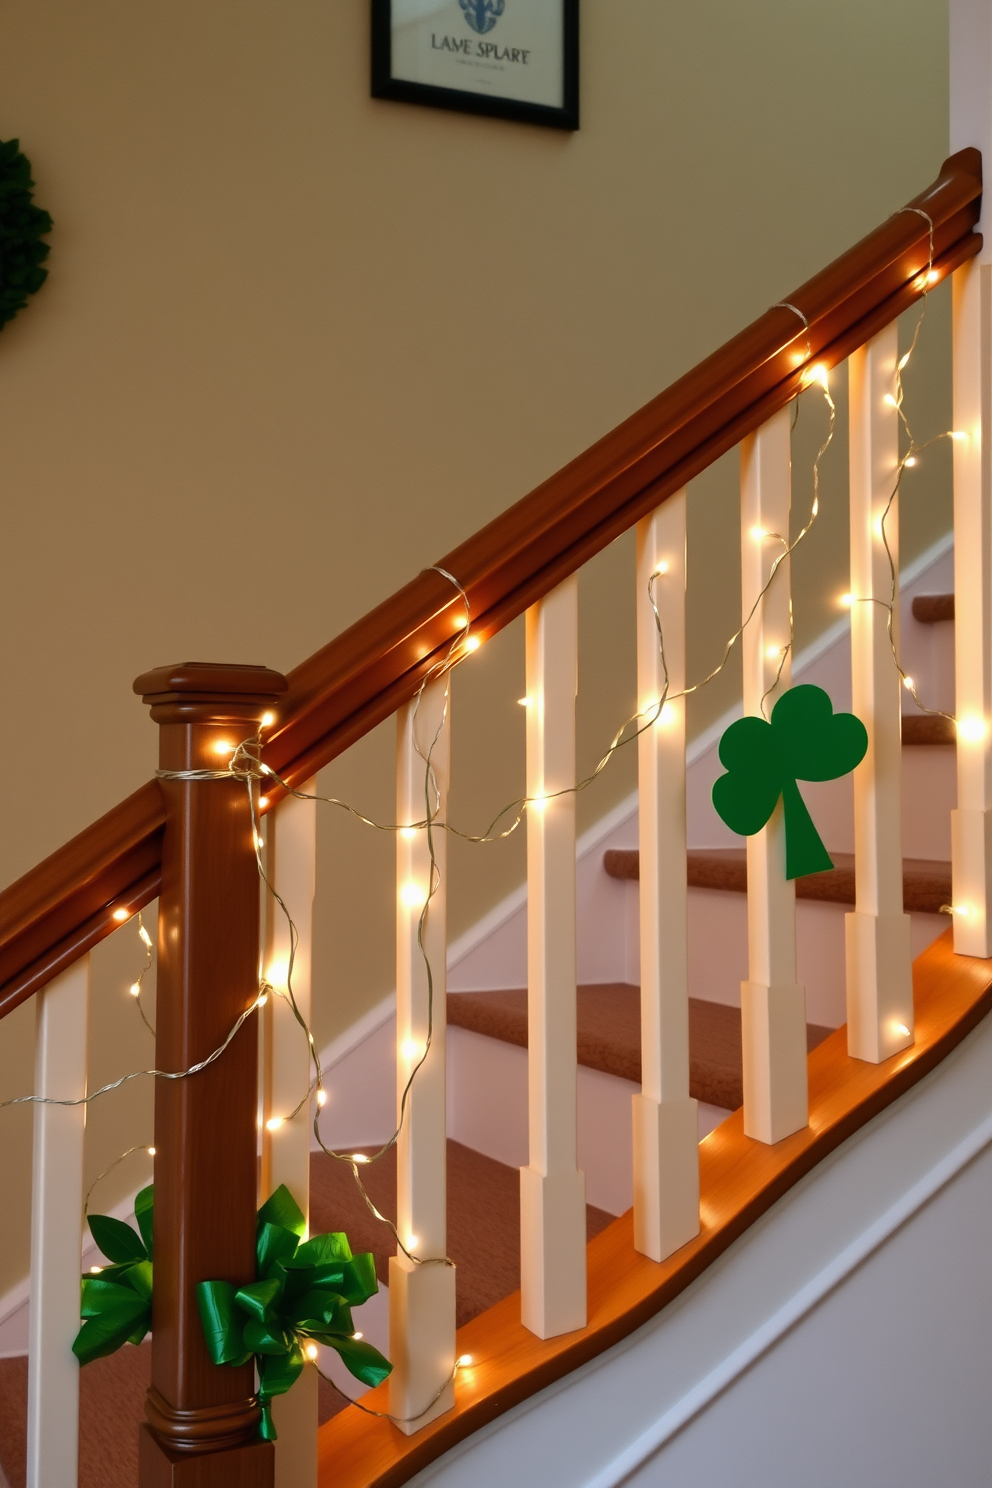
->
712 684 868 880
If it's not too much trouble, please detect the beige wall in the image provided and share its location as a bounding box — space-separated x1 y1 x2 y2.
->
0 0 952 1294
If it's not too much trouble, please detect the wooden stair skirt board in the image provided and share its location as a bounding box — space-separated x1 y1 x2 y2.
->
448 985 829 1114
604 847 952 916
318 932 992 1488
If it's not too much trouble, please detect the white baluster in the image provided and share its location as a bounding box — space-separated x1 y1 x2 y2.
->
26 955 89 1488
390 678 456 1431
950 257 992 955
262 783 318 1485
632 496 699 1262
845 328 914 1058
520 575 586 1339
740 409 809 1143
949 5 992 954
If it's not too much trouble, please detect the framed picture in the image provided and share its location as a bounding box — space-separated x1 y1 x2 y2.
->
371 1 579 131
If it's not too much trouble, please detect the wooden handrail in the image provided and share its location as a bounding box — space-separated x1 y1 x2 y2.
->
0 150 981 1017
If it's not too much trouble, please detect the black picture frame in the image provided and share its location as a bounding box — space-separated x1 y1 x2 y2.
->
371 1 579 131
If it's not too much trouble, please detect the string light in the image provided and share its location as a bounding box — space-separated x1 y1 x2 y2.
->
896 1023 911 1037
463 634 481 652
518 696 531 706
112 908 129 923
261 712 275 728
266 1116 285 1132
400 825 418 839
958 717 987 742
839 593 854 608
316 1089 328 1107
304 1342 319 1361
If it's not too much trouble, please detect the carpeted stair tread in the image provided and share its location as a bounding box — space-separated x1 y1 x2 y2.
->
312 1139 611 1331
901 713 955 744
447 985 831 1111
911 592 954 623
603 847 952 914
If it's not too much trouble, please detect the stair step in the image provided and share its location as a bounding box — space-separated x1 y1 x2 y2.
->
902 713 955 745
447 985 831 1111
604 848 951 915
911 592 954 623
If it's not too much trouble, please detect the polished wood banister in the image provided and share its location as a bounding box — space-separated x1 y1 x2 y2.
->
0 150 981 1015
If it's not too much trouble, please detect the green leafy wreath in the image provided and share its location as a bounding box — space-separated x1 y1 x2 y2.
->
0 139 52 332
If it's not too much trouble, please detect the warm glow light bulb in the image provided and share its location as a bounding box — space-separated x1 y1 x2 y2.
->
951 430 968 441
954 905 972 917
112 908 130 923
464 634 481 652
400 825 417 839
147 1146 156 1156
402 1038 421 1061
958 716 987 743
453 612 469 629
258 796 269 809
316 1089 328 1107
904 455 916 468
407 1235 418 1250
305 1343 319 1361
138 924 153 949
266 1116 284 1132
261 711 275 728
750 526 769 542
212 738 234 756
129 982 141 998
457 1355 473 1368
653 560 669 577
518 696 531 707
400 882 427 909
352 1332 364 1341
90 1266 103 1275
839 593 854 609
902 676 914 690
766 645 783 661
896 1023 911 1037
352 1153 370 1164
883 393 898 408
927 268 939 285
529 794 547 812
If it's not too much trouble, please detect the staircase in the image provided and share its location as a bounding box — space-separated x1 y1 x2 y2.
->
3 119 992 1488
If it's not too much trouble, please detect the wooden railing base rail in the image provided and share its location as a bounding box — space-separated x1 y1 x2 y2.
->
318 931 992 1488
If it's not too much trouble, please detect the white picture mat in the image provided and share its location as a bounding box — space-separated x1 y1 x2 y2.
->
391 0 565 109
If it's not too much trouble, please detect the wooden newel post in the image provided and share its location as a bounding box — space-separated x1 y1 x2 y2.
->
133 662 288 1488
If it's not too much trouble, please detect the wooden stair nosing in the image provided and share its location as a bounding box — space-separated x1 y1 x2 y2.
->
319 933 992 1488
604 848 952 916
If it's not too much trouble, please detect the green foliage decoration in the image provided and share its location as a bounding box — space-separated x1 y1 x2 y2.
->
0 138 52 332
197 1183 392 1440
712 684 868 880
74 1182 391 1441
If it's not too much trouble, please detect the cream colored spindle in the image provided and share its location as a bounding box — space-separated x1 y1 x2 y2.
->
950 259 992 955
520 575 586 1339
26 955 90 1488
740 408 808 1143
846 328 914 1059
262 783 318 1485
632 496 698 1262
390 678 456 1431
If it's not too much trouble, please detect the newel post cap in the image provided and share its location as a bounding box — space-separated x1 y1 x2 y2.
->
134 661 288 706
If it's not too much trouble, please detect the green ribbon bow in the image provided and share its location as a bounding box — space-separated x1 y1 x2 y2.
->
196 1184 392 1440
712 684 868 879
73 1185 154 1364
74 1181 391 1442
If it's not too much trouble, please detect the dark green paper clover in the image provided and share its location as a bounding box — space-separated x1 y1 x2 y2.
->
712 684 868 880
197 1183 391 1440
74 1182 391 1442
